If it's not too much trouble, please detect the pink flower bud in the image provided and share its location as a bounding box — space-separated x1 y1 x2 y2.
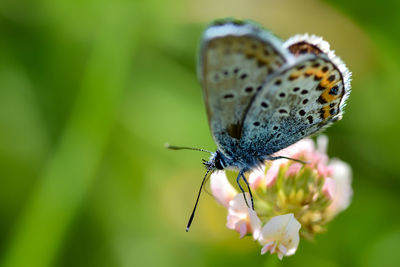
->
326 159 353 216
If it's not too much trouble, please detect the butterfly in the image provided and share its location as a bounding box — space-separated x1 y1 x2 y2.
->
167 19 351 231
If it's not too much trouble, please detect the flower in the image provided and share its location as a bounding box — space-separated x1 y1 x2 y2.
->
248 165 266 190
211 172 261 239
324 159 353 217
210 171 237 208
209 135 352 259
258 214 301 260
226 193 261 239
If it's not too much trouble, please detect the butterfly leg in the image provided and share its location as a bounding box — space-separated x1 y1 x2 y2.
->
241 172 254 210
236 171 255 210
268 155 309 164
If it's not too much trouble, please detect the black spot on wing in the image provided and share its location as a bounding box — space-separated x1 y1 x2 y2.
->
329 86 339 95
227 123 242 139
240 73 248 80
245 86 253 93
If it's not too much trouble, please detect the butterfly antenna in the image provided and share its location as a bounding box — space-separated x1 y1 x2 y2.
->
186 167 213 232
165 143 212 154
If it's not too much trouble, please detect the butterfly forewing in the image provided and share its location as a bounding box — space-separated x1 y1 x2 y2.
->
199 21 294 157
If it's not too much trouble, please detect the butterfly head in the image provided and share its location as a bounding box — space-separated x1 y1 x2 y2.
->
203 150 227 170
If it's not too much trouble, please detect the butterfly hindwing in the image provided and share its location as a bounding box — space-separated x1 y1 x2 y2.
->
240 35 351 157
284 33 351 108
199 20 294 157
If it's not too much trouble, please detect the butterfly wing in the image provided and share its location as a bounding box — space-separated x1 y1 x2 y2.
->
199 20 295 158
240 34 351 157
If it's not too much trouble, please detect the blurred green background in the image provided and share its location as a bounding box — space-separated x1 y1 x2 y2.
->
1 0 400 266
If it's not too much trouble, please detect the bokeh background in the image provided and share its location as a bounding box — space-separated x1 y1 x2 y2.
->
1 0 400 266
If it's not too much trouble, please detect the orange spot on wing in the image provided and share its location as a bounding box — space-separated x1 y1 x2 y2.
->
321 90 339 102
322 106 331 119
320 82 343 103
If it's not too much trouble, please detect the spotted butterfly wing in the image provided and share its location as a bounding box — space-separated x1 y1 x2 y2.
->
240 34 351 157
199 20 296 158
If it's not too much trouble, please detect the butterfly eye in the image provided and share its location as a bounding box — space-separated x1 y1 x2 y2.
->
215 156 226 169
215 159 224 170
213 151 226 170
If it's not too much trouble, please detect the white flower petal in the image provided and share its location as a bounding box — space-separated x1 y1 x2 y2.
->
283 215 301 253
327 159 353 215
317 135 329 154
229 192 250 212
273 138 314 159
260 214 291 242
226 214 239 229
265 161 285 187
261 241 274 255
259 214 301 259
238 221 247 239
249 209 262 240
322 177 335 200
210 171 237 208
278 244 287 255
249 165 266 189
270 242 277 253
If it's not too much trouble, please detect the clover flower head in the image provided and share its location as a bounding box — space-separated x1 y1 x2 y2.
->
210 135 352 260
